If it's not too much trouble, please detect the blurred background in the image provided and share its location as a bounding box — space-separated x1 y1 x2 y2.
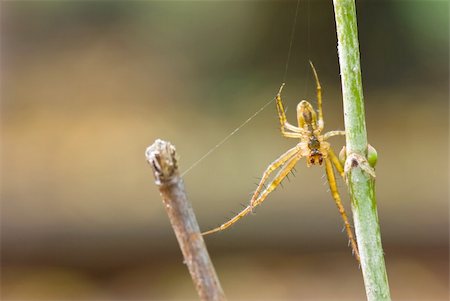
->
1 1 448 300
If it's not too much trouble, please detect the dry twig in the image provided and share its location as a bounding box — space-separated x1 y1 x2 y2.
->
145 139 226 301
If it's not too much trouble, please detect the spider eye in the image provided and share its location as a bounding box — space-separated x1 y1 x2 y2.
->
310 158 315 164
319 157 323 165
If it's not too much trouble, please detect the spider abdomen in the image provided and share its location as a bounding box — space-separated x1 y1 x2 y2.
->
297 100 318 130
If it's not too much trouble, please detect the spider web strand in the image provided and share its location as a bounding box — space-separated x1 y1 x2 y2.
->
181 96 276 177
283 0 301 83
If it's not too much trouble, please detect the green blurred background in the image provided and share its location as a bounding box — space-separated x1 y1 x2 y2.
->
1 1 448 300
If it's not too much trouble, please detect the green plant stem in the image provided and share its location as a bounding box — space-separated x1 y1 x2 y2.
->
333 1 391 300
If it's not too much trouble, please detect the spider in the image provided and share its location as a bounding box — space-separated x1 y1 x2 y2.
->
202 62 359 261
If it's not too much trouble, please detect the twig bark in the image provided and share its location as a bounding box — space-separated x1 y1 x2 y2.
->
146 139 226 301
333 1 391 300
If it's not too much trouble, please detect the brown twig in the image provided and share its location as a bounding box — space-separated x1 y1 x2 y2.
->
145 139 226 301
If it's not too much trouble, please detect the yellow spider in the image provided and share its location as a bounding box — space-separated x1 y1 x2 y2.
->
203 62 359 261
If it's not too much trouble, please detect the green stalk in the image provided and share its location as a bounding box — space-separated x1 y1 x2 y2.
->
332 1 391 300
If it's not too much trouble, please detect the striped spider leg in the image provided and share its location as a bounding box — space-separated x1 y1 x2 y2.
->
203 62 359 262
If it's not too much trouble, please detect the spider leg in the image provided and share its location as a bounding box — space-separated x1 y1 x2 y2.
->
324 156 360 262
276 84 304 137
328 147 344 178
309 61 324 131
323 130 345 140
202 152 301 236
202 204 254 235
250 146 300 208
282 131 303 138
252 153 301 207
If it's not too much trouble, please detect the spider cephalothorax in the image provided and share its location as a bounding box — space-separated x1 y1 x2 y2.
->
203 62 360 262
306 136 323 165
309 150 323 165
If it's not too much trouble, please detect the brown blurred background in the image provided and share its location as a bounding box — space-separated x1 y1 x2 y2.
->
1 1 448 300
